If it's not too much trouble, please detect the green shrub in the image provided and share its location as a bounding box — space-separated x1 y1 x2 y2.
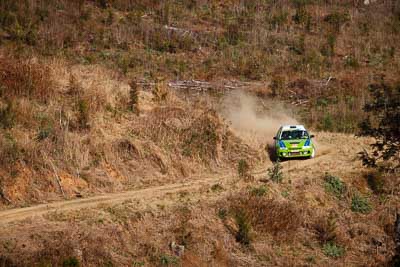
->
293 7 312 30
62 257 80 267
324 173 346 198
344 55 359 68
238 159 250 178
211 183 224 192
77 99 90 130
217 208 228 220
36 125 54 141
324 11 350 32
160 254 179 266
250 185 268 197
0 133 20 169
235 211 252 246
268 161 283 183
351 194 372 214
0 101 15 129
322 242 345 258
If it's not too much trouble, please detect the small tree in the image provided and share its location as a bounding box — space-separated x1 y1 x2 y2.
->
358 79 400 172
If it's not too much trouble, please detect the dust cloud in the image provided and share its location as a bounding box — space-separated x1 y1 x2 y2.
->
219 90 298 148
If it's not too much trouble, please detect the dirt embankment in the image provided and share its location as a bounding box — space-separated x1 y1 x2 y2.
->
1 131 398 267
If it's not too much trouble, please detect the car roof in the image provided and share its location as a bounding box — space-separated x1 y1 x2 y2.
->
281 125 306 131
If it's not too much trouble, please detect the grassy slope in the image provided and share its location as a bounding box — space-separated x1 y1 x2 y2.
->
0 1 400 266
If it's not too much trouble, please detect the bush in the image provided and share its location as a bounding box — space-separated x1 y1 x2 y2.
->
314 216 337 244
322 242 345 258
0 101 16 129
250 185 268 197
293 7 312 30
217 208 228 220
62 257 80 267
268 161 283 183
211 183 224 192
351 194 372 214
36 118 55 142
234 211 252 246
358 80 400 172
76 99 90 130
324 12 350 32
344 55 359 68
324 173 346 198
0 132 21 170
365 172 384 194
159 254 179 266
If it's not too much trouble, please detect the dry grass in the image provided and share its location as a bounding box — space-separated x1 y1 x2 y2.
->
228 192 304 242
0 57 54 102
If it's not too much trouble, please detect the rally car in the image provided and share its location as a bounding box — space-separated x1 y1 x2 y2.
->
273 125 315 160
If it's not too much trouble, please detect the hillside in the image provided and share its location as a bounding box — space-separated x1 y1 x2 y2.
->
0 0 400 266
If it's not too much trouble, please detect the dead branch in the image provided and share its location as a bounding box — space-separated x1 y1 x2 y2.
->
42 152 65 197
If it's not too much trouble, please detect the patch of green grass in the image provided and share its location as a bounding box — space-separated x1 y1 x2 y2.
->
159 254 179 266
250 185 268 197
351 194 372 214
322 242 345 258
324 173 346 198
281 190 289 198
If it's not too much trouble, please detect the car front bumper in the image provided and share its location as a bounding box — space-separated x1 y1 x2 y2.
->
278 148 313 158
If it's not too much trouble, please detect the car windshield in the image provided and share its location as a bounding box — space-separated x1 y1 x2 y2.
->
280 130 309 140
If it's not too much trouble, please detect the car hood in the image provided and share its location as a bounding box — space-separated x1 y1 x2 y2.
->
281 139 310 148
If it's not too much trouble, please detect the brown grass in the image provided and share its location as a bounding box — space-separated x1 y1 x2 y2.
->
229 192 304 242
0 57 54 102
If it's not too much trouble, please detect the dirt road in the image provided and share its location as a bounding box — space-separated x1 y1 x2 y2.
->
0 132 367 225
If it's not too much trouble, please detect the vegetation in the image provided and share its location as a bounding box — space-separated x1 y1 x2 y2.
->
238 159 250 179
0 1 398 266
324 173 346 198
250 185 268 197
234 211 252 246
322 242 345 258
351 194 372 214
268 161 283 183
359 79 400 172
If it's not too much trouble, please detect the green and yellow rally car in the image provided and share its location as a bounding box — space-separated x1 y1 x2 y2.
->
273 125 315 160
